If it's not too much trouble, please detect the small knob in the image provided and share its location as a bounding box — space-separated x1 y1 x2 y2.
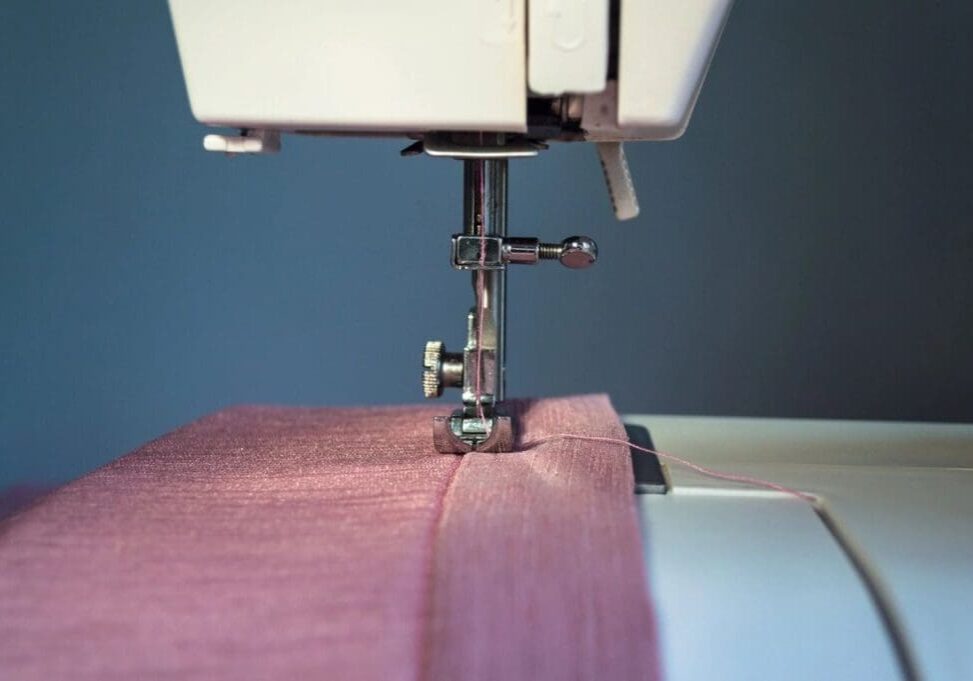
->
423 341 445 398
422 341 464 398
559 236 598 268
538 236 598 269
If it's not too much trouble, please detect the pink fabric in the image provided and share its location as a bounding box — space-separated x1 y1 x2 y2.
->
0 395 659 681
425 394 661 680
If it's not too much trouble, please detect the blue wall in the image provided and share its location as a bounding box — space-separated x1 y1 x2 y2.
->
2 1 972 487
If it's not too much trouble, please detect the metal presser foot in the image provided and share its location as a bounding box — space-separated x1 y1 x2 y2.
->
411 134 598 453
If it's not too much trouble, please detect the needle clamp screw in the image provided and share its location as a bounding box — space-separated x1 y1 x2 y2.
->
451 235 598 270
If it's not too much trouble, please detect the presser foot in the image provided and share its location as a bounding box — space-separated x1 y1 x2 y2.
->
432 411 514 454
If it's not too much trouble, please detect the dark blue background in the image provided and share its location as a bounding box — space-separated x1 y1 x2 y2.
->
2 1 972 488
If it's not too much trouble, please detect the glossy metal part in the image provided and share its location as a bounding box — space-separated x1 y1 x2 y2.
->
502 237 541 264
459 158 507 425
450 235 598 269
401 132 546 159
423 155 508 452
451 235 506 269
554 236 598 268
432 413 515 454
422 138 597 453
422 341 463 398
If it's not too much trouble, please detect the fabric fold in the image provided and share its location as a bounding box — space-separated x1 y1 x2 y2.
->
423 394 661 681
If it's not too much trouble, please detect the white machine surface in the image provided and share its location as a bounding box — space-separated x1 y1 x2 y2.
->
628 415 973 681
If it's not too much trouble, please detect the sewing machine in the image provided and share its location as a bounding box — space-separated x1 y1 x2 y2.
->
167 3 973 680
167 0 733 452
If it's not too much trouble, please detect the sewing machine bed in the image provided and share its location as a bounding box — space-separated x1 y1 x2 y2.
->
629 414 973 681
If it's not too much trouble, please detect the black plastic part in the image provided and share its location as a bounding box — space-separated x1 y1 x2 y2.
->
624 423 668 495
607 0 620 80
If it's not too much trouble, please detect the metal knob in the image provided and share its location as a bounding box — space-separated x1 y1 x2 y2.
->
538 236 598 269
422 341 464 398
423 341 445 398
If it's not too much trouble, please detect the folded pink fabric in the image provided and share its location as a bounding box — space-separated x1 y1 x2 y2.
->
425 395 661 681
0 395 659 681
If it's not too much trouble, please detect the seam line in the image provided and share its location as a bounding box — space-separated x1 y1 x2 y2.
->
416 455 466 681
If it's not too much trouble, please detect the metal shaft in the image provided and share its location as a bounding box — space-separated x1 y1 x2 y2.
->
462 158 507 418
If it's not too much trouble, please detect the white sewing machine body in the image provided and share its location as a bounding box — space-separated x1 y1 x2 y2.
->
630 414 973 681
168 0 733 140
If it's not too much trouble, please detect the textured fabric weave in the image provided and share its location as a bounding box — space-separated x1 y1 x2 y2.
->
425 395 661 680
0 395 659 681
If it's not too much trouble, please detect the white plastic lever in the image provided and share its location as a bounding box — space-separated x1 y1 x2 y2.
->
596 142 640 221
202 129 281 154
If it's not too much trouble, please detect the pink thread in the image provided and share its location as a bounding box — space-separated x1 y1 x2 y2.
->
528 433 816 502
